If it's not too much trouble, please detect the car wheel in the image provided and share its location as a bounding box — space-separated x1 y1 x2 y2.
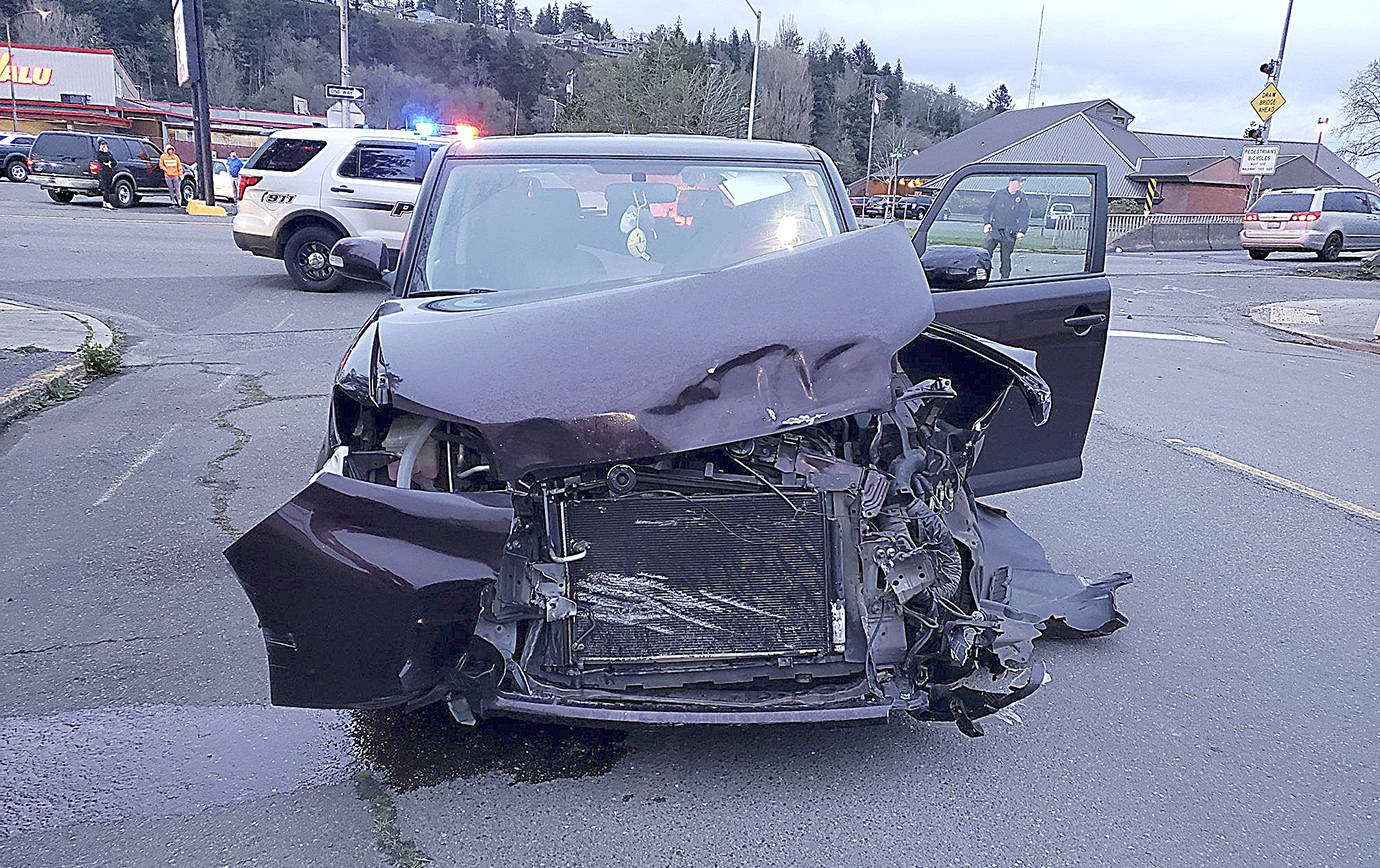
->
180 179 197 204
6 159 28 183
284 225 344 292
46 189 73 204
113 178 135 208
1317 233 1342 262
1247 249 1269 260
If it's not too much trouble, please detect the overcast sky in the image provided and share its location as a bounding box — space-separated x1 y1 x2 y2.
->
594 0 1377 170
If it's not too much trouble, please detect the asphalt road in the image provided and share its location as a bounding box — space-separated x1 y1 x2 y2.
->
1 179 1377 867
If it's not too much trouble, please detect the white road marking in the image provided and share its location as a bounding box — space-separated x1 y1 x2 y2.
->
212 374 234 392
93 425 179 507
1108 329 1226 345
0 213 221 227
272 313 294 330
1164 438 1380 523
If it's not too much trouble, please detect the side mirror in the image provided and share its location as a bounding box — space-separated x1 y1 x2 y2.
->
329 237 389 285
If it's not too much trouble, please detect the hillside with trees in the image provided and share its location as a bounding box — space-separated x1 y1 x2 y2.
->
1 0 998 180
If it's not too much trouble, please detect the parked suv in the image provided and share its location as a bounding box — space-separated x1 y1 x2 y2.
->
25 131 198 207
232 128 455 291
1 133 36 182
1241 186 1380 261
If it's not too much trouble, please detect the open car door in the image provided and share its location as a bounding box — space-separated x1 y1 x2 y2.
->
914 163 1110 496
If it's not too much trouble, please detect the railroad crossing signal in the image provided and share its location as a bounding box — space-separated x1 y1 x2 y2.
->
1251 83 1286 123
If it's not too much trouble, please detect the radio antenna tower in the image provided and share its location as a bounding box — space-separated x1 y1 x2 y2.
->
1027 5 1045 108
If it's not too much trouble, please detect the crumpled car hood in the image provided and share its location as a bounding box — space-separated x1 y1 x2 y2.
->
352 223 935 480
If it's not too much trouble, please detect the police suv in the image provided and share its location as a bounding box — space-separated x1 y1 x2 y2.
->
232 128 456 291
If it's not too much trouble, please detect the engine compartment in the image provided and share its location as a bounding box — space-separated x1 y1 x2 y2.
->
310 326 1106 735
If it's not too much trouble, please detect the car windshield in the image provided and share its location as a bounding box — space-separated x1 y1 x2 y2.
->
1252 192 1314 213
411 158 842 297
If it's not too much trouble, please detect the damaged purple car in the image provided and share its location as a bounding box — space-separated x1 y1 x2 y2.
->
225 135 1127 735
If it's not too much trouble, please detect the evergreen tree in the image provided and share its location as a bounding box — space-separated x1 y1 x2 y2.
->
986 82 1012 113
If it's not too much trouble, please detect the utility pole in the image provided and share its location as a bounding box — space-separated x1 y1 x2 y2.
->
338 0 350 86
1248 0 1293 204
744 0 761 139
6 7 51 133
864 75 881 198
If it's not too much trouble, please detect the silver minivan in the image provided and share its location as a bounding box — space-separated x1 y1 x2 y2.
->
1241 186 1380 260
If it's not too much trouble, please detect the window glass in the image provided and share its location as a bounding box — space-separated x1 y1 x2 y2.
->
113 139 141 160
922 172 1094 284
1367 194 1380 214
357 146 418 182
247 138 326 172
1252 192 1315 213
414 158 842 297
32 133 93 160
1321 191 1368 213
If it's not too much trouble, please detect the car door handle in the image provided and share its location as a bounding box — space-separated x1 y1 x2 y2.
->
1063 313 1107 330
330 185 354 193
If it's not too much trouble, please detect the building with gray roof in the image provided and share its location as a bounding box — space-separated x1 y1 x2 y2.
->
864 99 1375 212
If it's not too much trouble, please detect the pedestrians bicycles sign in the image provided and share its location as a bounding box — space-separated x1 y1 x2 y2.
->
1251 83 1286 122
325 84 366 101
1240 145 1280 175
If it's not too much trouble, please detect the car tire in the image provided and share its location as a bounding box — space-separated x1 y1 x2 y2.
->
1317 233 1342 262
46 189 73 204
284 225 344 292
112 178 135 209
1247 249 1269 260
6 159 28 183
180 179 197 205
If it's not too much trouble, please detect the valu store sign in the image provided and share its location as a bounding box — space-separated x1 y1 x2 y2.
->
0 51 54 86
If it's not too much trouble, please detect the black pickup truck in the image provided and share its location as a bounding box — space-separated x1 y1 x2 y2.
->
0 132 35 183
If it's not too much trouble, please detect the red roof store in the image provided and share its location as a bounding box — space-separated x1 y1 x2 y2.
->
1 43 323 159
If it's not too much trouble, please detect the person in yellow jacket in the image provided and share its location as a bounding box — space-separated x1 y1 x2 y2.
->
159 144 184 208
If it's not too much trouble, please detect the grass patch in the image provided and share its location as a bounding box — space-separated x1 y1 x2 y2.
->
13 345 49 354
43 377 80 401
79 338 122 377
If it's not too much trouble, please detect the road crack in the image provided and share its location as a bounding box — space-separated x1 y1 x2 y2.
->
4 630 191 657
199 367 324 541
353 769 435 867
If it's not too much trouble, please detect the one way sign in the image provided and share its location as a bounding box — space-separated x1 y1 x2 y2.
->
325 84 366 101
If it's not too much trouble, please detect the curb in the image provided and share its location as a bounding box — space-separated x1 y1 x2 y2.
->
1248 303 1380 356
0 356 85 428
0 299 117 428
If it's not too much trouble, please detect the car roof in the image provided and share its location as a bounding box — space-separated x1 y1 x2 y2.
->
269 127 456 144
439 133 825 162
1264 186 1372 194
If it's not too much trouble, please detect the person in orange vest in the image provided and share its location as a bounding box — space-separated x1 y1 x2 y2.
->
159 144 184 209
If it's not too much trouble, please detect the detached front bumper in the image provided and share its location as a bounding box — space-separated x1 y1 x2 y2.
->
224 473 513 708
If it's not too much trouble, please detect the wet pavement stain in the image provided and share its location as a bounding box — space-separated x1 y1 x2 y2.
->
1 702 630 837
348 703 629 790
0 704 352 837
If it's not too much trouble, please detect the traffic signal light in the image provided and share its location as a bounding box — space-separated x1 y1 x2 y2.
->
1244 125 1264 141
1259 60 1278 76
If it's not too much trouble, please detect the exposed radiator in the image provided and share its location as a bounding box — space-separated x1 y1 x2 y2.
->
563 492 832 664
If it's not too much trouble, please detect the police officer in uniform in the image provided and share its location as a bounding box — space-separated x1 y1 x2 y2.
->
982 177 1031 279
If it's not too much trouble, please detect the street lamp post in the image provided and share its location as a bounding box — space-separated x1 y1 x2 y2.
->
743 0 761 139
6 7 50 133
